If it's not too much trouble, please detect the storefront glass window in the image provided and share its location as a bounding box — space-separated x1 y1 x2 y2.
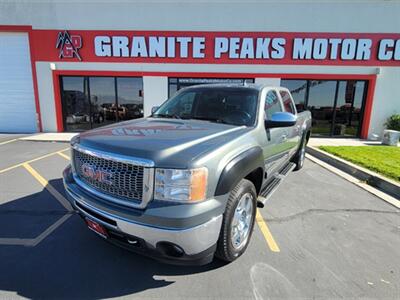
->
168 78 254 97
117 77 144 120
281 79 367 137
60 76 144 132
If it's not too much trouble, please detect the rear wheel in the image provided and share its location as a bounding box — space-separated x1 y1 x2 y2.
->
215 179 257 262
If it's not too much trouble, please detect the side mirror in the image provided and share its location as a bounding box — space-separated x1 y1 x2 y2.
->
265 112 297 129
151 106 159 114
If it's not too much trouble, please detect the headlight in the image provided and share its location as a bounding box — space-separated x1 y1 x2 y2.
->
155 167 208 202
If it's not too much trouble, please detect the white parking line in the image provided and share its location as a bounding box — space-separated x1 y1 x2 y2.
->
30 214 72 246
0 147 69 174
0 138 18 146
0 163 75 247
0 214 72 246
22 163 73 212
57 151 70 160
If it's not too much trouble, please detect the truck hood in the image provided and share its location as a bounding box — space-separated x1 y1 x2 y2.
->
77 118 249 168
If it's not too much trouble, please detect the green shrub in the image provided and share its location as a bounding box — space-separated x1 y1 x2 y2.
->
385 114 400 131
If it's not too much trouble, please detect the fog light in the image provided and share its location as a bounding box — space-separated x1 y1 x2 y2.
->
157 242 184 258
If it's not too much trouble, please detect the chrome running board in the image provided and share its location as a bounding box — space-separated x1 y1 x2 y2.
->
257 162 296 208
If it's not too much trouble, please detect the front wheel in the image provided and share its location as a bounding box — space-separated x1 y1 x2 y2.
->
215 179 257 262
293 133 307 171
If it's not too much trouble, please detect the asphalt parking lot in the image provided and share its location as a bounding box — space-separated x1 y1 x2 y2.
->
0 136 399 299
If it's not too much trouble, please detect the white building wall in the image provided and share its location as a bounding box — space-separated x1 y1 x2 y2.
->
36 62 57 132
0 1 399 33
369 67 400 138
255 78 281 87
143 77 168 116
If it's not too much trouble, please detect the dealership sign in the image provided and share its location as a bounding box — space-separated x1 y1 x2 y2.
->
93 36 400 62
56 31 82 60
32 30 400 66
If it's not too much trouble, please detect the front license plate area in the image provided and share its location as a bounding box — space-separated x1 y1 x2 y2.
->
86 218 108 239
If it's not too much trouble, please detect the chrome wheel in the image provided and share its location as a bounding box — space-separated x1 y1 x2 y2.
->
230 192 254 250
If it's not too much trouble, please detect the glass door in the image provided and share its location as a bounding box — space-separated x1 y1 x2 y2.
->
307 80 338 136
61 76 91 132
333 81 367 136
88 77 117 129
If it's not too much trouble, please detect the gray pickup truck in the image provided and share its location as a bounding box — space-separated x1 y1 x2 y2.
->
63 84 311 265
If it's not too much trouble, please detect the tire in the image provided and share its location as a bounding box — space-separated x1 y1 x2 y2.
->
215 179 257 262
293 133 307 171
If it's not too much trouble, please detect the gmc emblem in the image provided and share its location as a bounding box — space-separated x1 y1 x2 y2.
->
81 163 113 185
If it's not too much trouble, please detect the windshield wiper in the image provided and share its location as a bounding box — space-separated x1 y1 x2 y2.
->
152 113 181 119
191 116 227 124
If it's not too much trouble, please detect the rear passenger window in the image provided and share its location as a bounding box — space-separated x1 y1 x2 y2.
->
264 90 282 120
279 90 296 115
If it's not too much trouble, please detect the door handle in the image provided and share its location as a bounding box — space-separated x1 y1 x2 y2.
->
281 134 287 141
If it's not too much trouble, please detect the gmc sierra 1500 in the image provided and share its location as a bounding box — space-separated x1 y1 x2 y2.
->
63 84 311 265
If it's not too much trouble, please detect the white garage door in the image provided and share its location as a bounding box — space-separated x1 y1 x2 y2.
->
0 32 37 133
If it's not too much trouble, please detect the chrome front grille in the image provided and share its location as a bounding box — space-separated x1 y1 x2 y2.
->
72 148 144 204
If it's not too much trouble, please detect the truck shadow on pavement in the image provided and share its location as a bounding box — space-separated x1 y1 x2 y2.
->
0 178 224 299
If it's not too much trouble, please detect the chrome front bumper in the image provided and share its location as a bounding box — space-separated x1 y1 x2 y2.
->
63 168 223 257
73 195 222 255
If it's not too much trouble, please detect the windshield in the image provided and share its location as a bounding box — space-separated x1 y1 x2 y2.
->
153 87 259 126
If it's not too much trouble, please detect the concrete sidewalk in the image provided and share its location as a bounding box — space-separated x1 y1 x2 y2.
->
19 133 77 142
308 137 383 147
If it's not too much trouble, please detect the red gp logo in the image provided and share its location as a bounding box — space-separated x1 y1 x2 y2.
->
56 30 82 60
81 163 113 185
